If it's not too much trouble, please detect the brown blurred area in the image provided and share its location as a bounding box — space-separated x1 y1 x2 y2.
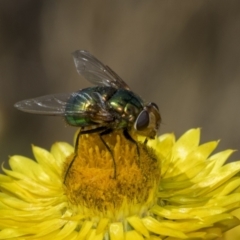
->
0 0 240 169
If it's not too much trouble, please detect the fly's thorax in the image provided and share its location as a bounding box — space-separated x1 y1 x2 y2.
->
109 89 144 127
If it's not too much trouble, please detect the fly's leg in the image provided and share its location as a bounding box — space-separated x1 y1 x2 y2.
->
64 126 107 184
74 129 81 154
123 129 140 164
99 128 117 179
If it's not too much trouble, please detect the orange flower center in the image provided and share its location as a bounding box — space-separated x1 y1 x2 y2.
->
63 130 160 218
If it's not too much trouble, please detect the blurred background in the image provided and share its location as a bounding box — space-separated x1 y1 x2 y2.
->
0 0 240 165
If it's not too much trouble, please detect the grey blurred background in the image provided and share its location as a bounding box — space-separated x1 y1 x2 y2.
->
1 0 240 166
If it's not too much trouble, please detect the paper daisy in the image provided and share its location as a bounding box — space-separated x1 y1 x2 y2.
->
1 128 240 240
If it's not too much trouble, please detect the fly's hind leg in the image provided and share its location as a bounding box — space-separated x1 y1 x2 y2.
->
123 128 140 164
64 126 107 184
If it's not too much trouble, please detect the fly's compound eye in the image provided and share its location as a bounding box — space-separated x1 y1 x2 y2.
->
134 110 150 131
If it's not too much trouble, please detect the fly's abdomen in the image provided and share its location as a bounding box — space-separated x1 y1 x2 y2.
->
65 87 117 127
65 89 96 127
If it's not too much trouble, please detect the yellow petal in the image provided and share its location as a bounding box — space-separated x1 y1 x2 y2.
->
31 219 67 237
142 216 187 238
51 142 74 168
109 222 124 240
166 195 208 205
216 215 240 232
0 228 26 239
0 174 11 182
32 145 60 177
127 215 149 237
86 229 104 240
205 177 240 197
96 218 109 234
184 231 206 239
207 193 240 210
8 155 50 183
55 220 78 239
184 141 218 166
125 230 144 240
151 205 193 220
207 149 235 172
198 162 240 189
78 221 93 239
0 181 38 202
172 128 200 160
204 227 222 239
157 134 175 176
148 236 163 240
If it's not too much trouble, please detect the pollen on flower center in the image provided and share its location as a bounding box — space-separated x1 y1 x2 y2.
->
63 130 160 219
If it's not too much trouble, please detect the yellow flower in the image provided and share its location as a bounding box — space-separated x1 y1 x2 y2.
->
223 209 240 240
1 128 240 240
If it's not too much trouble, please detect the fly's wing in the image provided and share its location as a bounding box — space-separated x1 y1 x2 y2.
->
14 93 70 115
14 93 114 122
72 50 130 90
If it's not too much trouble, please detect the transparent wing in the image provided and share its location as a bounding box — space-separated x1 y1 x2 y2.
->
14 92 114 121
14 93 76 115
72 50 130 90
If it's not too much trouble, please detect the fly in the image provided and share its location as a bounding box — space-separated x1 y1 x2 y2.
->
15 50 161 182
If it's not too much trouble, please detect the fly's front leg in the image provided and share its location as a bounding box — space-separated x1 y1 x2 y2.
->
64 126 107 184
123 129 140 164
74 128 81 155
99 128 117 179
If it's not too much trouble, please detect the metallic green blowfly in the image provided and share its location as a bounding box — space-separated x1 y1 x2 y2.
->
14 50 161 181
